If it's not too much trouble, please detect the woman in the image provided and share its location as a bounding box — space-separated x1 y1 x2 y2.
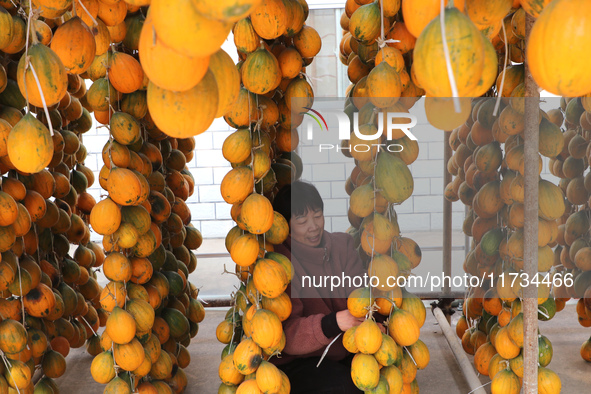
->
270 180 384 393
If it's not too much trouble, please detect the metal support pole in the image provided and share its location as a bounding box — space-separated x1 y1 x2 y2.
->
432 307 487 394
523 13 540 394
464 205 470 258
443 131 453 323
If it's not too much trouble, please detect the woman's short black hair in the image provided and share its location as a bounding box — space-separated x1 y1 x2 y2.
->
273 180 324 224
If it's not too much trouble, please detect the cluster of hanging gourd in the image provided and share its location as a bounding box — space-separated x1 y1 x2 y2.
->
0 1 146 393
88 106 206 392
0 70 101 393
446 92 566 393
77 0 231 393
344 279 429 393
336 0 496 391
439 9 567 387
216 0 324 393
338 0 591 392
340 42 430 392
545 96 591 363
2 0 223 392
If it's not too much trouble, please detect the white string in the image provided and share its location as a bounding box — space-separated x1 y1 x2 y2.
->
439 0 460 112
467 381 492 394
537 306 549 319
493 22 510 117
380 0 385 42
27 63 54 136
16 261 25 326
76 0 98 26
22 4 35 114
376 1 399 48
316 333 342 367
79 315 98 337
404 346 418 367
1 354 21 394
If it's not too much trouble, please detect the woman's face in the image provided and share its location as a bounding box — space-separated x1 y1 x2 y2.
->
290 208 324 247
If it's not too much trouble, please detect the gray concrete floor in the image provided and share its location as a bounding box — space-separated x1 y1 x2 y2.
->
54 304 591 393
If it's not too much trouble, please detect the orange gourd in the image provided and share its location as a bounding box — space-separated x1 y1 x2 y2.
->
2 15 26 55
252 258 288 298
277 47 303 80
264 212 289 245
209 49 241 118
89 197 121 235
41 349 66 378
107 168 143 206
366 62 401 109
491 369 520 394
233 338 262 375
255 360 282 393
23 283 56 318
126 299 155 332
50 16 96 74
413 5 484 97
106 307 136 345
222 129 252 164
402 0 460 38
16 44 67 107
191 0 263 22
109 51 144 94
0 319 27 354
220 167 255 204
103 252 132 282
233 18 261 54
351 353 379 391
527 0 591 96
113 338 145 371
349 2 380 43
283 77 313 114
250 309 283 349
250 0 288 40
110 111 141 146
147 71 218 138
538 367 561 394
150 0 232 57
0 8 13 49
388 308 420 346
465 0 512 27
260 293 292 322
0 191 17 227
521 0 555 18
240 194 274 235
219 354 244 386
293 25 322 58
7 114 54 174
139 16 210 92
242 47 281 95
355 319 383 354
348 287 374 318
230 233 259 267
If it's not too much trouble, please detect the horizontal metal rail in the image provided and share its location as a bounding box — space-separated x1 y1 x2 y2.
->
201 291 464 308
196 245 466 260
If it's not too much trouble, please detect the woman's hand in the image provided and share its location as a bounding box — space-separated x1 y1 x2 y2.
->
335 310 364 331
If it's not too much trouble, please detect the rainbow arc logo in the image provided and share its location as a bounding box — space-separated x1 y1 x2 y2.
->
301 107 328 131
